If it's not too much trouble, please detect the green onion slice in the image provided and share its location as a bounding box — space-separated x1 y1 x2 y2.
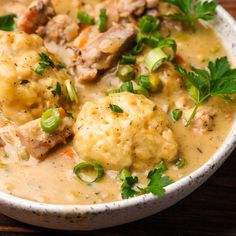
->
157 38 177 61
77 11 95 25
65 79 79 103
175 157 186 168
73 161 105 184
140 15 160 33
121 55 136 65
40 108 61 133
144 48 168 72
117 65 135 82
0 14 16 31
138 75 151 91
98 8 107 32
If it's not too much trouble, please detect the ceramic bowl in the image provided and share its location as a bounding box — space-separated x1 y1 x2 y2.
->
0 5 236 231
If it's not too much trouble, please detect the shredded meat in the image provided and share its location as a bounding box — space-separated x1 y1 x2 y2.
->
17 0 56 34
37 14 79 45
118 0 146 17
76 24 137 82
146 0 160 8
16 117 74 159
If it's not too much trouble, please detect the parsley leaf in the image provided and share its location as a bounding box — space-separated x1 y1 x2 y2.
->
120 161 173 199
163 0 217 31
35 53 55 75
175 57 236 126
51 82 62 97
0 14 16 31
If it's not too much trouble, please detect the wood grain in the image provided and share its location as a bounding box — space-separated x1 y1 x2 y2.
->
0 1 236 235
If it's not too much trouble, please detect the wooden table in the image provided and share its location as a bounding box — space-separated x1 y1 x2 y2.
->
1 1 236 235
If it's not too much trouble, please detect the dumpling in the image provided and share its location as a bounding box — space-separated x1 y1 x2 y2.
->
73 92 178 170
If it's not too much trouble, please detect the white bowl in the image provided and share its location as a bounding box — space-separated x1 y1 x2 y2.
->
0 5 236 231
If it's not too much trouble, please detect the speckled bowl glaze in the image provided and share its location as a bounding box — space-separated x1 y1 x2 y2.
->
0 6 236 231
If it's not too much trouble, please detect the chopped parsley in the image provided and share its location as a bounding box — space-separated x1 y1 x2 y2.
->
109 104 124 113
51 82 62 97
175 57 236 126
77 11 95 25
171 109 183 121
0 14 16 31
35 53 55 75
163 0 217 31
120 161 173 199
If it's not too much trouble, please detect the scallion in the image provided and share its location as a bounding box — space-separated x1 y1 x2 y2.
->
40 108 61 133
117 65 135 82
98 8 107 32
144 48 168 72
65 80 79 103
138 75 151 91
140 15 160 33
157 38 177 61
73 161 105 184
77 11 95 25
175 157 186 168
121 55 136 65
0 14 16 31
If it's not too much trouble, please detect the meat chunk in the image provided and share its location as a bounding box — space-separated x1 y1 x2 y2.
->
146 0 160 8
16 117 74 159
37 14 79 45
76 24 137 81
118 0 146 17
17 0 56 34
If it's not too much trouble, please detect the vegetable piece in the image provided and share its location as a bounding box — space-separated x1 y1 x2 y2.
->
175 57 236 126
171 109 183 121
163 0 217 31
51 82 62 97
120 168 139 199
135 86 150 97
65 80 79 103
109 104 124 113
121 55 136 65
35 53 55 75
120 81 135 93
77 11 95 25
157 38 177 61
120 161 173 199
140 15 160 33
98 8 107 32
149 75 163 92
40 108 61 133
73 161 105 184
117 65 135 82
138 75 152 91
175 157 186 168
144 48 168 72
0 14 16 31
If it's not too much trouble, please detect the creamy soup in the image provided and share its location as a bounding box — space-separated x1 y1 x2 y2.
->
0 0 235 204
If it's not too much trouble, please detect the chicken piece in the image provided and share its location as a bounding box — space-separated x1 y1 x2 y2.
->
76 24 137 82
37 14 79 45
118 0 146 17
16 117 74 159
17 0 56 34
184 107 216 133
95 0 119 28
146 0 160 8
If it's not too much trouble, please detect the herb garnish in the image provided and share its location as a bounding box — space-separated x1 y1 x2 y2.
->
51 82 62 97
35 53 55 75
109 104 124 113
0 14 16 31
163 0 217 31
175 57 236 126
120 161 173 199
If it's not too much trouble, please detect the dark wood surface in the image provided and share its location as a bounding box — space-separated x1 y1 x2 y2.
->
0 1 236 235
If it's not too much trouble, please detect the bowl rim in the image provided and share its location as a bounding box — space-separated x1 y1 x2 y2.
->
0 5 236 215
